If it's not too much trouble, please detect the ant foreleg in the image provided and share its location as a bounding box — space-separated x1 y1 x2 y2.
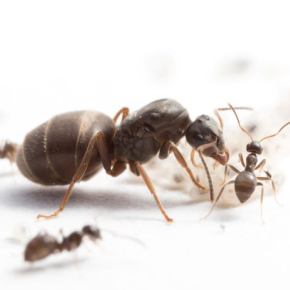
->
221 164 240 186
238 153 245 168
107 160 127 177
255 159 266 172
190 149 204 169
200 180 235 220
160 141 206 191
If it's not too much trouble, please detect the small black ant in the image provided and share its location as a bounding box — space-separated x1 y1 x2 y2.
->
202 103 290 222
24 225 101 262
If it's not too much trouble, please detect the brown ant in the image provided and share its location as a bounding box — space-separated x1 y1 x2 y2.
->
1 99 248 222
24 225 101 262
202 104 290 222
0 141 18 164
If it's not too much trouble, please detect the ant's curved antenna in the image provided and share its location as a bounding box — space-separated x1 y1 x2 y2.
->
228 103 254 142
214 106 253 130
260 121 290 143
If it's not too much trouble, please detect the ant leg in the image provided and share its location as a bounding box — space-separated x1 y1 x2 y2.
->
221 164 240 186
37 132 114 220
134 162 173 223
190 149 204 169
255 159 266 172
113 107 129 123
239 153 245 168
200 180 235 220
107 160 127 177
197 140 220 202
257 175 282 206
221 165 228 186
165 141 206 191
257 182 265 224
213 160 219 170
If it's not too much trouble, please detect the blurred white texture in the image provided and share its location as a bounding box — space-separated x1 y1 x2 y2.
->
1 0 290 140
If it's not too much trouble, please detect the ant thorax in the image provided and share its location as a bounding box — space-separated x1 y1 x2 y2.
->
114 119 160 164
243 153 258 171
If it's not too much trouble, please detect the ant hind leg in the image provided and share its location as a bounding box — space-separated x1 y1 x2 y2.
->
37 132 113 220
257 174 282 207
200 180 235 220
257 182 265 224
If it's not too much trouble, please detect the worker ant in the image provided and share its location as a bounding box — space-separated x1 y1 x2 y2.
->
24 225 101 262
0 141 18 164
2 99 244 222
202 103 290 222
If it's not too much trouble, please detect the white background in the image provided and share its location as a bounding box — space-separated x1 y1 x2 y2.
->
1 1 290 290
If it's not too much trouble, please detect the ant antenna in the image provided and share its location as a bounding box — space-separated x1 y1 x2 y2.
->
260 121 290 143
228 103 254 142
197 139 218 202
214 108 224 130
214 106 253 130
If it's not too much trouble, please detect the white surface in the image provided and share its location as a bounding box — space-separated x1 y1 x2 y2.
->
1 1 290 290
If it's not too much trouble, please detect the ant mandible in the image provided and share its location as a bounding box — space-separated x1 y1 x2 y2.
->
202 103 290 222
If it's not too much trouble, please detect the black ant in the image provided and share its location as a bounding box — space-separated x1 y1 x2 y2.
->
202 103 290 222
24 225 101 262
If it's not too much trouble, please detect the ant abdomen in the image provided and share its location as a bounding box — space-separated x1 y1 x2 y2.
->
235 172 257 203
16 111 115 186
24 234 60 262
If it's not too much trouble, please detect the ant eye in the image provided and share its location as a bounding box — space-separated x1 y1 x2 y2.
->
194 134 204 141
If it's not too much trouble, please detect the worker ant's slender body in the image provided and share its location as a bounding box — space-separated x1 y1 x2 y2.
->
1 99 231 222
202 104 290 222
24 225 101 262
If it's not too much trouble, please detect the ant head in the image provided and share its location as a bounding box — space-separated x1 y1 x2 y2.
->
246 141 263 155
186 115 228 165
82 225 102 240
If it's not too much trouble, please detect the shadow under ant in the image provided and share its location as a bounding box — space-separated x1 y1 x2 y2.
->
12 256 88 276
1 183 196 214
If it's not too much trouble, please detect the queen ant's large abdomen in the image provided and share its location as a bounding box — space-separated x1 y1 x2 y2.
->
16 111 115 185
